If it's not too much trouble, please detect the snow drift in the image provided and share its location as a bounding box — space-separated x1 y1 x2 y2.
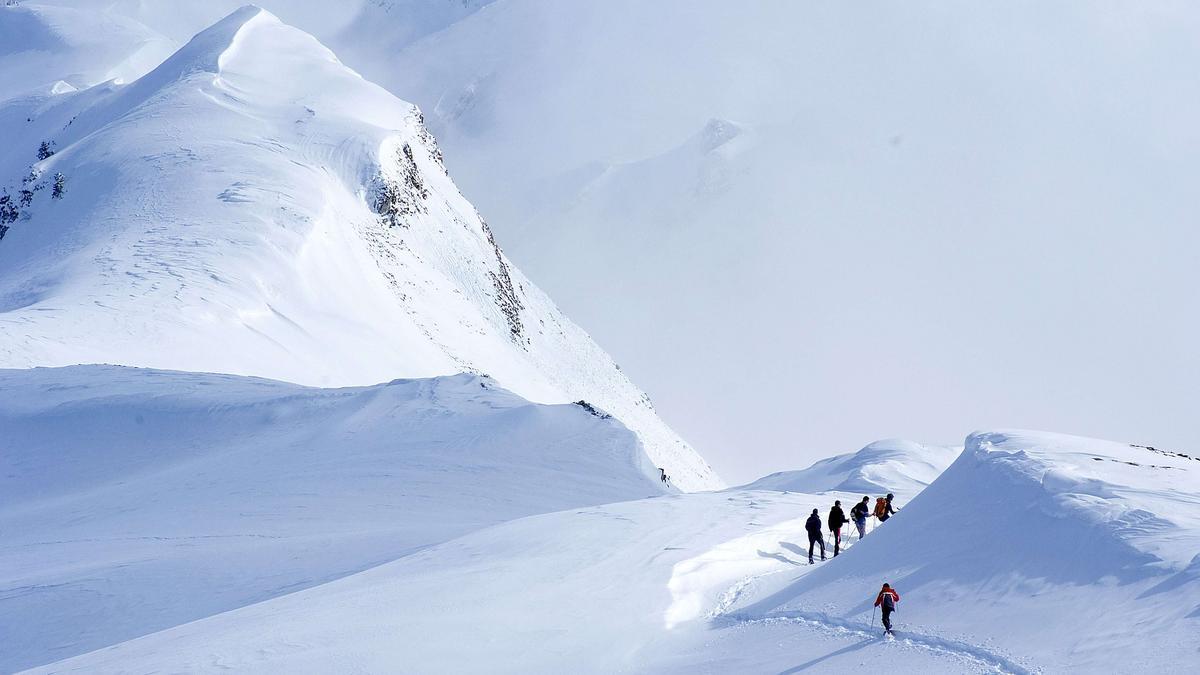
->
0 6 717 490
0 364 668 672
735 430 1200 672
744 439 961 502
18 488 824 675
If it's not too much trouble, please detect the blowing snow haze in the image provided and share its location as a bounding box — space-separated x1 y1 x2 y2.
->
365 0 1200 484
351 0 1200 484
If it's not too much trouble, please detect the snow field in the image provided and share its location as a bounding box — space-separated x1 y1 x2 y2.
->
7 375 1193 674
0 365 668 672
27 488 939 674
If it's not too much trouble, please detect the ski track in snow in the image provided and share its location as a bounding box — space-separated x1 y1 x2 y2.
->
716 611 1035 675
697 529 1038 675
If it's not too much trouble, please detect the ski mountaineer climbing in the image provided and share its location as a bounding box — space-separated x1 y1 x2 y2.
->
827 500 847 556
874 583 900 635
805 508 825 564
882 493 897 521
850 496 870 540
873 493 897 523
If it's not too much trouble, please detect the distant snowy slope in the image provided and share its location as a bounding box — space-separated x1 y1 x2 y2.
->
745 439 960 502
0 3 174 99
732 430 1200 672
0 6 717 489
0 364 667 673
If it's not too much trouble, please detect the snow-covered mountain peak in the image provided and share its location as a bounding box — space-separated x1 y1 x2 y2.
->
154 4 269 78
0 7 719 490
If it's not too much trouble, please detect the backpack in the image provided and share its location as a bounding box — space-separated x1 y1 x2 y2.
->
882 591 896 611
873 498 887 519
806 515 823 536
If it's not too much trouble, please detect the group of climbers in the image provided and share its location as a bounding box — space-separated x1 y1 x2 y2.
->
803 493 897 564
801 493 904 635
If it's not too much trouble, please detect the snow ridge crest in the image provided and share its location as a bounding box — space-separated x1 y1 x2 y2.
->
146 5 271 83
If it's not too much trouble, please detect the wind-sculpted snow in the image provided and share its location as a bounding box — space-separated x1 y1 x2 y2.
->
743 439 960 502
0 6 718 490
0 364 668 672
16 427 1194 673
731 430 1200 673
24 489 964 674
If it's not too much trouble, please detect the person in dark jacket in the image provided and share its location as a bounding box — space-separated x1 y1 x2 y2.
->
805 508 825 564
827 500 847 556
850 496 870 540
874 583 900 635
879 493 897 522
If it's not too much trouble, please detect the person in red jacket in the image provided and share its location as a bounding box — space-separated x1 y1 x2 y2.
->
874 583 900 635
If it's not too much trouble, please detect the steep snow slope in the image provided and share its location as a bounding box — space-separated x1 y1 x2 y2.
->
0 6 717 489
717 430 1200 673
745 439 961 502
0 364 668 673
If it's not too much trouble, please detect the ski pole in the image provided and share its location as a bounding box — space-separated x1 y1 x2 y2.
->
871 604 876 627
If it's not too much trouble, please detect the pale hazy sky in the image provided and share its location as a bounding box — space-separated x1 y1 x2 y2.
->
352 1 1199 485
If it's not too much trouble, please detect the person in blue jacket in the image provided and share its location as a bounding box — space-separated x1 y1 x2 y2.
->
805 508 825 564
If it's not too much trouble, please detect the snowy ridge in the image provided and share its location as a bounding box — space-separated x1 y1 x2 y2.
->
744 438 960 502
0 365 668 673
731 430 1200 672
0 6 718 490
965 430 1200 569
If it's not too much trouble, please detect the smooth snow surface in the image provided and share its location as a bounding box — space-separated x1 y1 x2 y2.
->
0 6 717 490
745 439 961 502
0 365 668 672
14 396 1195 673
